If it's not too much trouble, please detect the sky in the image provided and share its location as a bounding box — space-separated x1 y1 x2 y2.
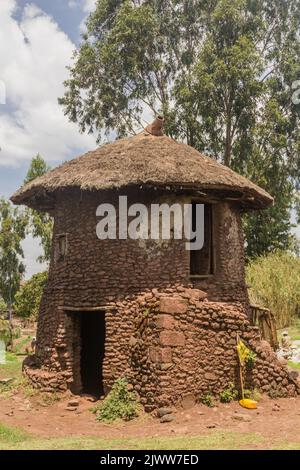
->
0 0 97 277
0 0 299 278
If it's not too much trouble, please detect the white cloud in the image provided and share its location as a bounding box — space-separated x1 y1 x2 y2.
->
68 0 77 8
79 0 97 32
67 0 96 13
82 0 97 13
0 0 96 167
21 234 47 279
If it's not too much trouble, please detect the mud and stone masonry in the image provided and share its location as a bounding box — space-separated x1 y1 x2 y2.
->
11 119 300 408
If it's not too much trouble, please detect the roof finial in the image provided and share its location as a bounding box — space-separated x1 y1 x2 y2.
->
145 115 164 136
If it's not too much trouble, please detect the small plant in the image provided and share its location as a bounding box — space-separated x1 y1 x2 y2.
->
40 392 61 406
269 386 285 399
243 388 261 401
93 378 139 423
245 350 256 368
143 308 150 317
220 383 238 403
0 378 16 394
201 393 215 408
20 377 40 398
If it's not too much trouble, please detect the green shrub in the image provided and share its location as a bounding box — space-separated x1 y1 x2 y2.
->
0 298 7 313
246 251 300 328
201 393 215 407
93 379 139 423
14 271 48 320
0 319 11 345
0 320 20 347
220 383 238 403
245 350 256 369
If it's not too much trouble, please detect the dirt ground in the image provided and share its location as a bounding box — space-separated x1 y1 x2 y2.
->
0 389 300 449
1 325 300 450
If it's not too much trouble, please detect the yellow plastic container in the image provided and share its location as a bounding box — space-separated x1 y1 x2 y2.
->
239 399 258 409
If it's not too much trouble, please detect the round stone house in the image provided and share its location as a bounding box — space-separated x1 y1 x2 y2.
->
11 120 300 409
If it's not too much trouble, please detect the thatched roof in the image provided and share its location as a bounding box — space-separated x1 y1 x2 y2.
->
11 130 273 211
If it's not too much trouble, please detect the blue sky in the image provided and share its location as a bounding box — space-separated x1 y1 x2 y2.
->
0 1 97 195
0 0 97 276
15 0 86 43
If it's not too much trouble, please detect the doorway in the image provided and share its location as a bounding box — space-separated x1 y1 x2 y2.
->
79 311 105 398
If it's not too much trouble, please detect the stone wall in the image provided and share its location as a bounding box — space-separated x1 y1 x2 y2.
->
45 188 249 307
126 289 299 410
23 188 299 405
24 287 300 409
193 203 248 305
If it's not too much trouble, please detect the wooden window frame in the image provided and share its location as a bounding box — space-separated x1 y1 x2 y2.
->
189 201 215 279
56 233 68 262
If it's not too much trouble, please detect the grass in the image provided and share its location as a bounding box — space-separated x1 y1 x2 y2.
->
0 351 62 405
246 252 300 329
13 336 32 355
272 441 300 450
277 320 300 371
288 361 300 370
0 352 22 379
0 422 264 450
0 422 298 450
0 422 29 446
0 351 37 397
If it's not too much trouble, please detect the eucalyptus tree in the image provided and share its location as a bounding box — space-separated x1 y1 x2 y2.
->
60 0 300 257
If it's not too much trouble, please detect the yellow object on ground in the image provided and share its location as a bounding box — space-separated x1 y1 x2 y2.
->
239 399 258 409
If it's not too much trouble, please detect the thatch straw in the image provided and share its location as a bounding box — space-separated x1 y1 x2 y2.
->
11 132 273 210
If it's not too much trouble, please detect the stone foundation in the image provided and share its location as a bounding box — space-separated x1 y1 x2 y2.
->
24 287 300 409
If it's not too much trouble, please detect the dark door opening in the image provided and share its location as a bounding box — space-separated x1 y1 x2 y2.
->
79 312 105 398
190 203 214 276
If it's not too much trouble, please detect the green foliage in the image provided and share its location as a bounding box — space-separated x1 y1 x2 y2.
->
288 361 300 370
243 161 296 259
93 378 139 422
60 0 300 257
246 251 300 328
0 320 21 347
13 336 32 355
279 320 300 341
0 199 27 313
24 155 53 263
0 422 29 445
0 318 11 345
201 393 215 408
24 154 50 185
0 298 6 313
0 425 265 451
220 383 238 403
0 350 21 383
14 271 48 320
245 350 257 369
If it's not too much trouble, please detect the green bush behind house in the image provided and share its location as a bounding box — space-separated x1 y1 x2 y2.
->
14 271 48 320
246 252 300 329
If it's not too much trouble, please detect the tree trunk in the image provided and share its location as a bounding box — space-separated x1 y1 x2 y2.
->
224 118 232 167
8 305 13 328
